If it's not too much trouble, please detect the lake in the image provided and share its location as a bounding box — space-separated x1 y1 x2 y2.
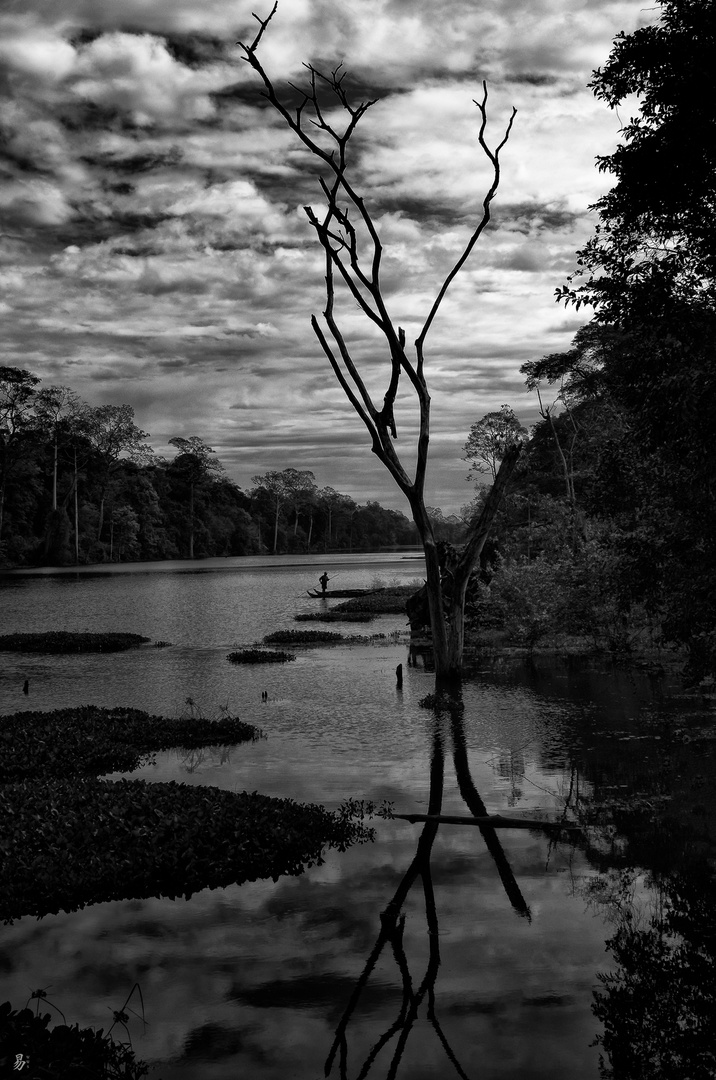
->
1 553 714 1079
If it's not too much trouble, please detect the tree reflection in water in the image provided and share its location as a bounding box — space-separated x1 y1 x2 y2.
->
556 746 716 1080
325 690 533 1080
587 861 716 1078
323 680 716 1080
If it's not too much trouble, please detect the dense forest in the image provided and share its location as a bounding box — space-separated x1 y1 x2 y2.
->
0 375 449 565
462 0 716 681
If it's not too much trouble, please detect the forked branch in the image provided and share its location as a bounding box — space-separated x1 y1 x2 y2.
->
239 9 515 499
240 6 519 679
415 83 517 377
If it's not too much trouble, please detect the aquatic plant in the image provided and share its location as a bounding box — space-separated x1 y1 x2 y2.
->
338 797 395 821
226 648 296 663
418 693 439 709
0 706 261 783
0 778 375 923
0 632 150 653
264 629 345 644
0 999 150 1079
263 629 383 646
332 587 414 615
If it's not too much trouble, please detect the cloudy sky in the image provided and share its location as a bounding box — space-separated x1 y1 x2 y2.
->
1 0 653 514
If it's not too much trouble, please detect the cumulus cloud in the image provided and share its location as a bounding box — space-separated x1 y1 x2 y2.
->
0 100 83 182
69 32 233 124
0 179 75 226
0 0 655 511
0 25 76 85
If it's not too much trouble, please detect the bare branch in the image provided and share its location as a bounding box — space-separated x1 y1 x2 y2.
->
310 315 376 440
243 1 278 54
304 206 385 330
415 83 516 372
240 13 518 678
379 326 405 439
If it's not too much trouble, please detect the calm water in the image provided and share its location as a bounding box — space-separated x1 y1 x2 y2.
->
1 554 713 1079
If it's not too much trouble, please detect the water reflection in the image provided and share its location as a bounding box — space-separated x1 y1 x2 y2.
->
317 673 716 1080
3 559 716 1078
535 689 716 1080
590 863 716 1080
177 745 235 774
324 691 556 1079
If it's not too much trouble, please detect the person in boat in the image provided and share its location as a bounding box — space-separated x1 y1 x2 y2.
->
319 571 330 594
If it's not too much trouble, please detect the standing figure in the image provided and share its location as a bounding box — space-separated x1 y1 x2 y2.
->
319 571 330 594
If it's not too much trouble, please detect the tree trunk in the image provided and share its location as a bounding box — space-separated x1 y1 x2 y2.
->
409 500 451 675
189 481 195 559
74 450 79 566
272 495 280 554
52 433 58 512
411 444 521 684
450 702 530 917
544 409 581 551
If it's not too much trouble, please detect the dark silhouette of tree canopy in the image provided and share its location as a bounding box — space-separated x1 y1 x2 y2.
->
169 436 226 559
547 0 716 677
251 467 317 555
0 367 40 545
0 369 424 566
557 0 716 323
239 4 521 681
86 404 152 543
463 406 527 484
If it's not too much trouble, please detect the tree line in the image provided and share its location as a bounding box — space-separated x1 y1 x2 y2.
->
460 0 716 680
0 372 443 566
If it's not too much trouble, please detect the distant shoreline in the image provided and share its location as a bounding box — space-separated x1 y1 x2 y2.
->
0 549 426 576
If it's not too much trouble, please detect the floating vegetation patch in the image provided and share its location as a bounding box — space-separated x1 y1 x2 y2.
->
0 998 150 1080
227 649 296 664
264 629 346 644
0 631 150 654
263 629 379 646
419 693 439 709
0 706 261 783
295 612 374 623
332 586 415 615
0 778 375 923
418 691 465 712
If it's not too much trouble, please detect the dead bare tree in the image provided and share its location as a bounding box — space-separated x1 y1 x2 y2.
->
239 5 521 681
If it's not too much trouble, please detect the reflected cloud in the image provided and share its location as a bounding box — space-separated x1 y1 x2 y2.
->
321 693 539 1079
